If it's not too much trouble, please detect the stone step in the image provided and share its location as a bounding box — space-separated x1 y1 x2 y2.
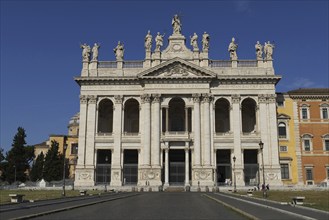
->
164 186 185 192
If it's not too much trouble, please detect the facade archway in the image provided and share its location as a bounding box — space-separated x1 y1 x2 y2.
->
241 98 257 133
124 99 140 133
97 99 113 134
215 98 230 133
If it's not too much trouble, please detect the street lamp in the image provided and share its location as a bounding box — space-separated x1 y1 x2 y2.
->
104 156 108 192
62 144 68 197
233 156 236 193
259 141 266 198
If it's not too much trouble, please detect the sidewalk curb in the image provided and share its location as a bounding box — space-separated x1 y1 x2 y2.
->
202 194 258 220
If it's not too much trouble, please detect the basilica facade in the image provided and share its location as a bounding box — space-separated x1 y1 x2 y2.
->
74 16 282 190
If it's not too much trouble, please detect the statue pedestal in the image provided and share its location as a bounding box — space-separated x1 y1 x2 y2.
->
232 60 238 68
89 61 98 76
81 61 89 76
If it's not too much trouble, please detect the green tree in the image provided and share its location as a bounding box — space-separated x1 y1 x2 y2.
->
43 140 64 181
30 152 44 181
0 148 7 181
6 127 30 183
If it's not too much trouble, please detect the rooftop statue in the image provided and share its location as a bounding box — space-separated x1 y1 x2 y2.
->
228 37 238 60
255 41 263 60
155 32 165 51
91 43 100 61
202 32 210 52
114 41 124 60
145 30 152 51
190 33 199 51
264 41 274 60
172 14 182 34
80 43 91 62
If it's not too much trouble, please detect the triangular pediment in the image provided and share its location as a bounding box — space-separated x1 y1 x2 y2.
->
137 57 216 79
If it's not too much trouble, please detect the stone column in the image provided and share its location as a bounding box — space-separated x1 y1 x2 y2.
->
141 94 151 167
164 148 169 186
258 94 269 163
231 94 244 186
185 144 190 186
185 107 188 132
111 95 123 186
192 94 201 167
151 94 161 167
202 94 211 166
165 107 169 133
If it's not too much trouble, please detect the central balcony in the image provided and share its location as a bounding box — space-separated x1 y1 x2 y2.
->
161 131 191 142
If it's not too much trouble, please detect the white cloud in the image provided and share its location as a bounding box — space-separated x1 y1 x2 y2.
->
291 77 316 88
234 1 251 13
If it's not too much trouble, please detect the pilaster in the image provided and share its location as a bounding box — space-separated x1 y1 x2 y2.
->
267 94 282 186
192 94 201 167
202 94 211 166
151 94 161 168
85 96 97 167
141 94 151 167
111 95 123 186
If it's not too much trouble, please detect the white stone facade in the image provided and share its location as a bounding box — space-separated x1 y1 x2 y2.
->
74 16 282 189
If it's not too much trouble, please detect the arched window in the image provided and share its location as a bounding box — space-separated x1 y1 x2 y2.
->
169 97 185 131
215 98 230 133
278 122 287 138
124 99 140 134
97 99 113 134
241 98 257 133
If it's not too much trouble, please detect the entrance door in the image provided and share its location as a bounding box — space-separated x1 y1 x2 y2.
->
123 150 138 185
95 150 111 184
216 150 232 185
169 149 185 185
244 149 259 186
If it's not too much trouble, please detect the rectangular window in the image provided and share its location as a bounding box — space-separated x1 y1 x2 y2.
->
304 140 311 151
327 168 329 180
71 143 78 155
322 108 328 119
306 168 313 180
302 108 308 119
279 146 288 152
325 140 329 151
281 164 289 179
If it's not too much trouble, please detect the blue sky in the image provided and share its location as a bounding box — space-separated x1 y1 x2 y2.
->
1 0 328 152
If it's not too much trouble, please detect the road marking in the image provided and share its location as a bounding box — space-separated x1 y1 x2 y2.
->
10 193 140 220
202 194 259 220
214 193 317 220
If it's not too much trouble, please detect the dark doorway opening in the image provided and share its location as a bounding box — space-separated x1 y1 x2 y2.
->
123 150 138 185
169 149 185 185
96 150 111 184
216 150 232 185
244 149 259 186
